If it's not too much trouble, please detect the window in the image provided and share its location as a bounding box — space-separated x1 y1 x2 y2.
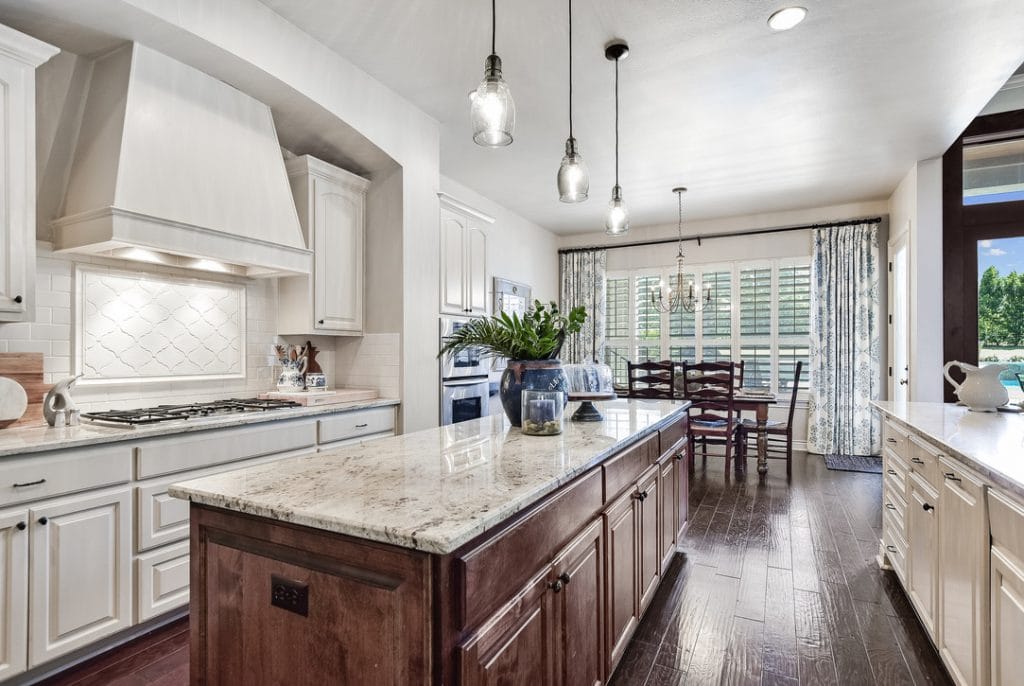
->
604 258 811 395
977 237 1024 401
963 135 1024 205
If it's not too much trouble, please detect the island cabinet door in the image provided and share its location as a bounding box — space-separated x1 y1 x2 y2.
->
658 456 677 575
604 487 638 675
907 472 939 637
674 445 689 542
550 518 604 686
637 467 661 616
458 568 555 686
937 458 988 686
988 489 1024 686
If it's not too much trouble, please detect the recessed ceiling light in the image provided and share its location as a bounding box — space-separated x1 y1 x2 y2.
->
767 7 807 31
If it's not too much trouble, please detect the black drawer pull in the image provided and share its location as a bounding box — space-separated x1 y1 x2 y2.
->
911 458 925 465
354 423 369 429
886 544 897 553
13 478 46 488
885 437 897 444
943 472 961 482
923 503 934 512
885 503 897 511
886 469 897 476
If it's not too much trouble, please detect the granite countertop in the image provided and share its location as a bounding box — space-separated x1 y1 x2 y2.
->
873 401 1024 499
0 397 400 458
169 398 690 555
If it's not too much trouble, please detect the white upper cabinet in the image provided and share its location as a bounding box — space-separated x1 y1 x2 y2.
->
279 155 369 336
439 194 492 316
0 25 57 322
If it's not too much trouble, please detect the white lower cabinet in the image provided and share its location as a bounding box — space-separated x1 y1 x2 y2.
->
0 403 398 680
0 509 28 680
29 487 132 667
906 471 938 636
989 489 1024 686
136 542 189 623
936 457 988 686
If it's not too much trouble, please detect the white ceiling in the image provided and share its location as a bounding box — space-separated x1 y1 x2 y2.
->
259 0 1024 234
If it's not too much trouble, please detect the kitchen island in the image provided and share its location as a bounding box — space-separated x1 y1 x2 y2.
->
170 398 691 685
873 401 1024 686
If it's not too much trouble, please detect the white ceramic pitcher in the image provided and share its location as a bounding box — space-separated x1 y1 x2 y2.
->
943 360 1010 412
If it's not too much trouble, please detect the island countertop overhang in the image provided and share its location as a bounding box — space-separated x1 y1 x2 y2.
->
872 400 1024 500
169 398 691 555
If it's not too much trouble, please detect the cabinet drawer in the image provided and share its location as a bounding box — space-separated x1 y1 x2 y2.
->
603 433 659 501
318 430 394 452
884 486 907 539
1 444 131 506
318 406 395 444
137 452 301 552
908 435 942 492
135 542 189 622
884 521 908 583
136 418 317 479
990 489 1024 565
457 468 603 631
883 419 910 460
884 451 907 497
658 416 689 458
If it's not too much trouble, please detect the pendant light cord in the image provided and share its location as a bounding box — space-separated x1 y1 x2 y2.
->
491 0 496 55
614 57 620 187
568 0 573 138
677 191 684 248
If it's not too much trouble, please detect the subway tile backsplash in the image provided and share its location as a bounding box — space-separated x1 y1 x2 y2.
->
0 243 400 412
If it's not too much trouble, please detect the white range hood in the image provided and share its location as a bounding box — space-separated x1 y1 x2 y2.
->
52 43 311 277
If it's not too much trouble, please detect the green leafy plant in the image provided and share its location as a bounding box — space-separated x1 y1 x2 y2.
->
439 301 587 361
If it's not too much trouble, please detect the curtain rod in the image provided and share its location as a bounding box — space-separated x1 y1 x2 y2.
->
557 215 883 255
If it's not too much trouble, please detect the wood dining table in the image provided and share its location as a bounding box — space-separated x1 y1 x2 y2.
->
733 390 778 475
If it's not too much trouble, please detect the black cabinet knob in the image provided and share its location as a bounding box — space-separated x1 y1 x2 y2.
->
317 319 325 325
633 492 643 501
549 579 563 593
15 521 26 531
557 572 571 586
13 295 22 304
38 516 48 526
923 503 934 512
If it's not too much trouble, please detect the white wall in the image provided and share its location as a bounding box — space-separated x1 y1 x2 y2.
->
440 175 560 306
889 159 944 402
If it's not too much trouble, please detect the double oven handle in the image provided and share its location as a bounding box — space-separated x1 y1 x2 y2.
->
443 377 491 387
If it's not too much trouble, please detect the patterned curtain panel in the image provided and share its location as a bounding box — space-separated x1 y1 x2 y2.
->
807 223 882 456
559 250 607 364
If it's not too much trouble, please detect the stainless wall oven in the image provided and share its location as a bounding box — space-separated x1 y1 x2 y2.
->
440 315 489 379
441 377 490 425
440 315 490 425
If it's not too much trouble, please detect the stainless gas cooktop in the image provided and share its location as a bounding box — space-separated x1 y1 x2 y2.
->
81 398 301 427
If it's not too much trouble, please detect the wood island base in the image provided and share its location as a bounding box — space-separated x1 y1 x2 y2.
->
188 416 690 685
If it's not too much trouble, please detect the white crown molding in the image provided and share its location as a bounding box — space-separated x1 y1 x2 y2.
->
437 192 496 225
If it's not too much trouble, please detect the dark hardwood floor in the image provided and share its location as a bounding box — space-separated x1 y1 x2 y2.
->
41 452 949 686
610 451 952 686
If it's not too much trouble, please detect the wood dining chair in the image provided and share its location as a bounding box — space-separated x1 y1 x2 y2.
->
626 360 676 399
681 361 745 472
741 361 803 475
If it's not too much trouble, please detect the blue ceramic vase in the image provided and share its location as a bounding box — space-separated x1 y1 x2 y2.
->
500 359 569 427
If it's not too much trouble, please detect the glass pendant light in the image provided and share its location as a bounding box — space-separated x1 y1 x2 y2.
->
604 41 629 235
556 0 588 202
471 0 515 147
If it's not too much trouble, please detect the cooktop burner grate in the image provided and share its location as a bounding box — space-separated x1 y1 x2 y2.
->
81 398 302 426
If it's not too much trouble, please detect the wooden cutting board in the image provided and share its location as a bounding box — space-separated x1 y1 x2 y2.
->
259 388 378 406
0 353 50 427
